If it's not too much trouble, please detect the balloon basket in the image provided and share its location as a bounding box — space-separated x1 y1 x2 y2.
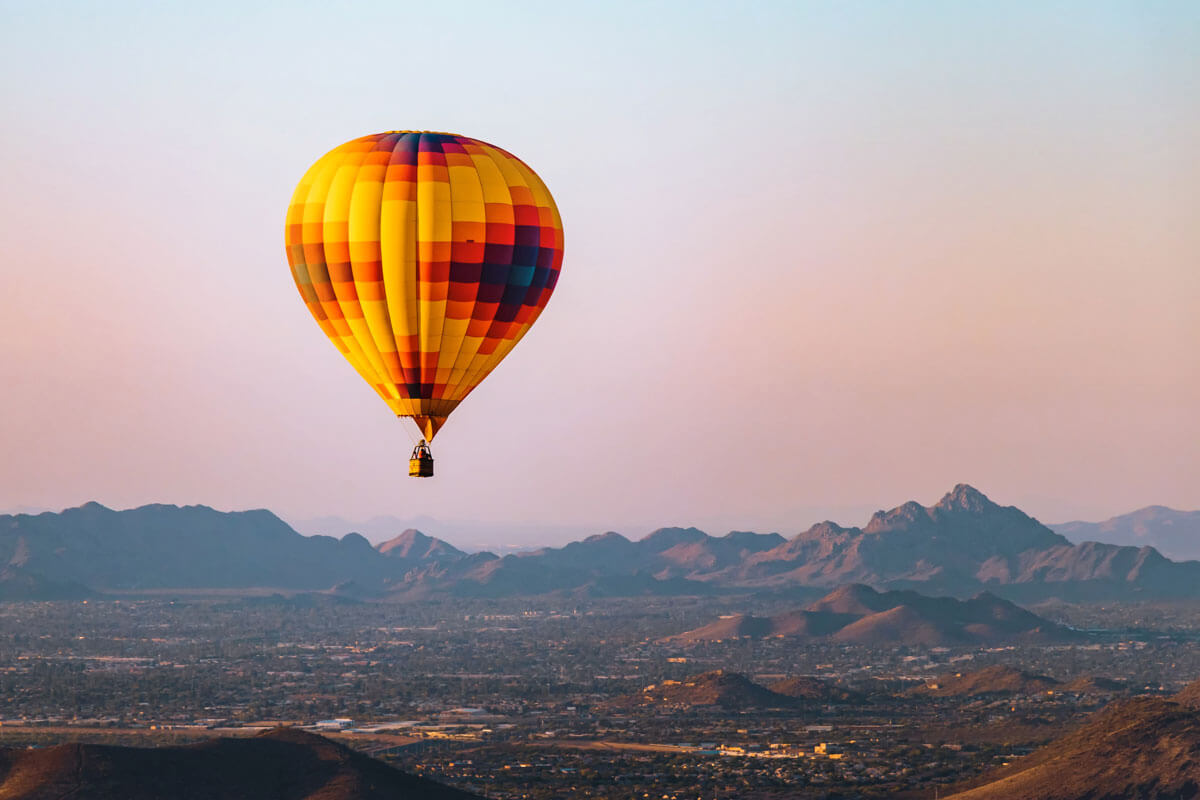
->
409 441 434 478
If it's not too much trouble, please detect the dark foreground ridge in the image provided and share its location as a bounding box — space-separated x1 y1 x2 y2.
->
0 727 482 800
944 692 1200 799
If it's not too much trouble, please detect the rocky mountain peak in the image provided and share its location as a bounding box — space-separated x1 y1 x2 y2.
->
584 531 630 544
377 528 462 560
806 583 886 614
377 528 429 553
641 527 710 549
864 500 929 533
805 520 854 538
339 532 373 550
936 483 995 513
722 530 787 550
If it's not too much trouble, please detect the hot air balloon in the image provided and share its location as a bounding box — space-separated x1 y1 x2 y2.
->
285 132 564 476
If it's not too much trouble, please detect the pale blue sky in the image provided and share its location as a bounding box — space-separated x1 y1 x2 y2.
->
2 1 1197 540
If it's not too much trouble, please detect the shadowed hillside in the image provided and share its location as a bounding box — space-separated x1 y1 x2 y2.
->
944 697 1200 799
0 727 482 800
909 665 1132 699
1174 677 1200 709
0 503 394 591
910 665 1060 697
768 676 865 704
607 671 797 711
665 584 1076 646
659 609 855 641
377 529 464 561
0 566 93 601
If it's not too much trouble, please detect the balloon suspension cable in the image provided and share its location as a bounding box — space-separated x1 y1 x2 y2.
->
399 417 419 446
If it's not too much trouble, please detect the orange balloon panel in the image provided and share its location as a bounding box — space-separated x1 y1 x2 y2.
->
285 132 564 440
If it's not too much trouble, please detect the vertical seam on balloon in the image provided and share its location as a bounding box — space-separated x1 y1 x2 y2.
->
429 133 465 418
285 164 327 326
494 156 563 368
302 151 385 391
343 137 398 390
409 133 426 403
380 132 422 418
326 141 394 394
352 133 410 402
415 133 451 421
454 153 562 407
320 141 395 401
435 135 488 418
441 145 513 408
453 145 531 400
373 132 416 414
507 156 549 330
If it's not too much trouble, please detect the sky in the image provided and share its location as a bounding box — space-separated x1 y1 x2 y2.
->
1 1 1197 544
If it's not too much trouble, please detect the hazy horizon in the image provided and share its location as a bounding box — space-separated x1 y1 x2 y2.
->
3 480 1195 553
3 2 1197 541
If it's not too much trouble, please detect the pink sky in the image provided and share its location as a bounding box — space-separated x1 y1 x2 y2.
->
1 3 1197 540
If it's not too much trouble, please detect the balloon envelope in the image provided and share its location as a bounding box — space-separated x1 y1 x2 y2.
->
285 132 564 440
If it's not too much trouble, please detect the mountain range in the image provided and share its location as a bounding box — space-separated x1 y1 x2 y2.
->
383 485 1200 601
1051 505 1200 562
290 513 596 554
0 726 480 800
663 584 1075 646
2 486 1199 601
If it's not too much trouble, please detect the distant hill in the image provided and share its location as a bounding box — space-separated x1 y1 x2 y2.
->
0 503 400 592
944 697 1200 799
377 529 464 562
910 665 1060 697
808 583 901 614
665 584 1076 647
831 604 959 647
768 676 865 704
1058 675 1129 695
380 527 757 599
289 513 596 553
660 609 855 641
608 671 797 711
0 726 481 799
1052 506 1200 562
